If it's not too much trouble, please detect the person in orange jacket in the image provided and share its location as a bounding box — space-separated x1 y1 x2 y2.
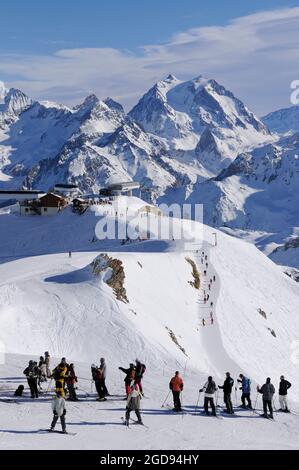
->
169 371 184 412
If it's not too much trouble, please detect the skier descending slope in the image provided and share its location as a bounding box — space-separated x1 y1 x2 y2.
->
279 376 292 413
200 376 217 416
238 374 252 409
23 360 39 399
257 378 275 419
125 380 144 426
169 371 184 412
119 363 136 399
50 391 67 434
218 372 234 414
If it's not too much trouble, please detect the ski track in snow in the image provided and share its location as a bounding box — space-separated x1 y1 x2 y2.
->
0 199 299 449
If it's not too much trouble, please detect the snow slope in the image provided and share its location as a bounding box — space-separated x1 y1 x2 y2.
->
0 197 299 449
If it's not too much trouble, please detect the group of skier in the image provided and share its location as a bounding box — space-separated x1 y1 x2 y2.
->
169 371 292 420
20 352 293 433
20 355 147 432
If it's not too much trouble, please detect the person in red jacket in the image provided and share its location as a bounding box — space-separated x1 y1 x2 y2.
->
169 371 184 412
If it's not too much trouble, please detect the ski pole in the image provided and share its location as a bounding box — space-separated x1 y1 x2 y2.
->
181 392 185 419
161 391 171 408
195 391 201 413
273 396 278 415
45 378 53 395
252 392 259 414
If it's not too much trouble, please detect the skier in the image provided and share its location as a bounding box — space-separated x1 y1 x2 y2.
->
200 376 217 416
52 358 69 398
169 371 183 412
237 374 252 409
14 385 24 397
278 376 291 413
50 391 67 434
91 364 107 401
38 356 47 387
135 359 146 396
125 380 143 426
68 251 72 258
23 360 39 398
100 358 110 396
119 363 136 398
204 270 207 276
213 275 216 282
257 378 275 419
218 372 234 414
45 352 51 378
66 363 78 401
202 319 205 327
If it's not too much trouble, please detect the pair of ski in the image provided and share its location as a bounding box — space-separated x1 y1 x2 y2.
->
39 429 77 436
121 417 149 429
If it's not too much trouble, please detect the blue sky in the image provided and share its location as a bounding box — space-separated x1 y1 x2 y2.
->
1 1 299 114
1 0 298 53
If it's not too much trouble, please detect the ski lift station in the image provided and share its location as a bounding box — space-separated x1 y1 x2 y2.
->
99 181 140 197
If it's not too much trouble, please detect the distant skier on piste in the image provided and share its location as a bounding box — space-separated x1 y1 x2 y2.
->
50 391 67 433
257 378 275 419
218 372 234 414
119 363 136 398
237 374 252 409
279 376 291 413
125 380 143 426
169 371 184 412
200 376 217 416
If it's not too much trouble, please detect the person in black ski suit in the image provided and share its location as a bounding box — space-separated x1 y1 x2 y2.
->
257 378 275 419
279 376 291 413
200 376 217 416
135 359 146 395
100 358 109 396
23 360 39 398
119 364 136 398
218 372 234 414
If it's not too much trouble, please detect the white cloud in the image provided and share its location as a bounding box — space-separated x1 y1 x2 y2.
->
1 7 299 115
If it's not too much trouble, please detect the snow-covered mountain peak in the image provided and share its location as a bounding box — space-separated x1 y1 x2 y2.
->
103 97 124 113
0 86 33 117
262 105 299 136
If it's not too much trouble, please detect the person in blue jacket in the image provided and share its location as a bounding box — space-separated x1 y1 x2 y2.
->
237 373 252 409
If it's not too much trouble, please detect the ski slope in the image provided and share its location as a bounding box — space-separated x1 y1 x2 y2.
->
0 197 299 449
